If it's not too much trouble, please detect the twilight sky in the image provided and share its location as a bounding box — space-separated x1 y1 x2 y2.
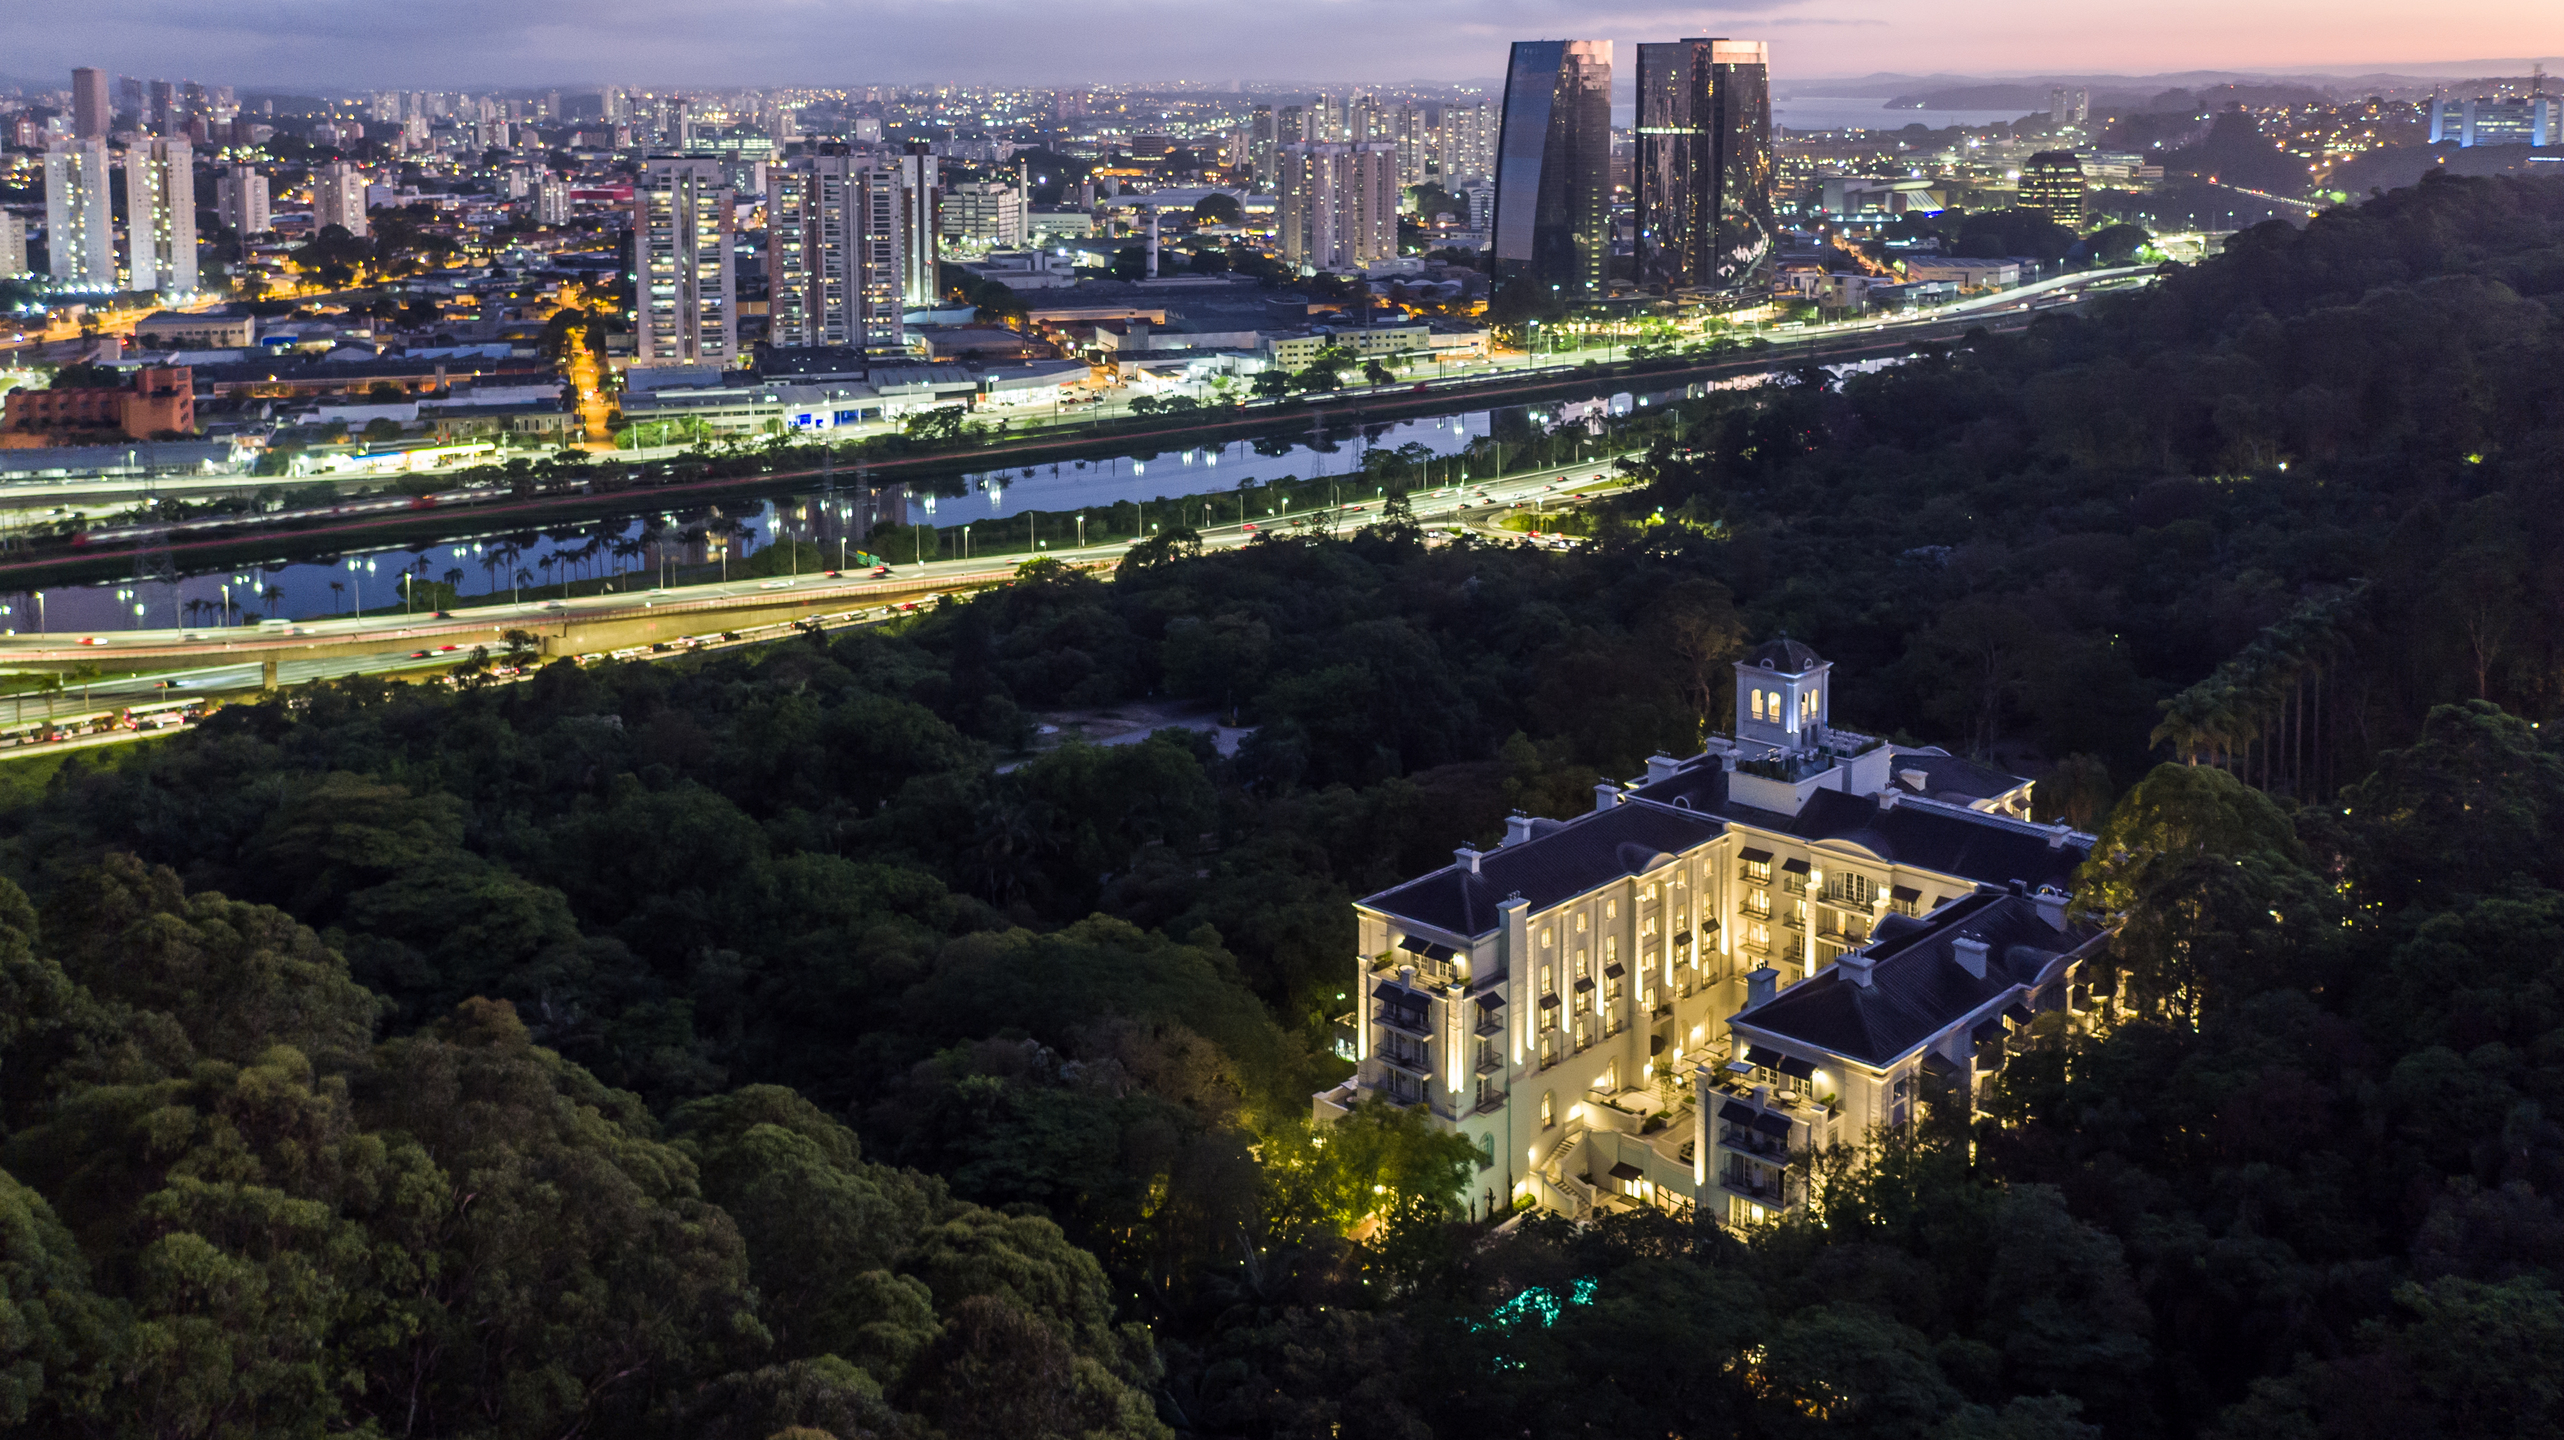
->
20 0 2564 89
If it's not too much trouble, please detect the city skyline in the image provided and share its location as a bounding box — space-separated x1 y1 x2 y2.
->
5 0 2558 90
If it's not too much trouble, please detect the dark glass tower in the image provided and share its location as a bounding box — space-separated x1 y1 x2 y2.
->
1492 40 1612 299
1634 38 1776 295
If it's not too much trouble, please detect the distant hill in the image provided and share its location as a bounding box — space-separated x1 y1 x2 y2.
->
2328 141 2564 194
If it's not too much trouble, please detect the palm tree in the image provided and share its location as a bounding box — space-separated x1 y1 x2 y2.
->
262 585 283 616
328 580 345 613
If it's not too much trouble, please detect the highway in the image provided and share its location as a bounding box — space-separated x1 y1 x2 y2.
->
0 458 1629 704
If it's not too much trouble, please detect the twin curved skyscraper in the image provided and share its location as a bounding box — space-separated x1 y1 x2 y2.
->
1492 37 1777 301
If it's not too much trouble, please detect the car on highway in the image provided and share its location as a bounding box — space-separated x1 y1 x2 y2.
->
410 650 431 659
1242 522 1258 532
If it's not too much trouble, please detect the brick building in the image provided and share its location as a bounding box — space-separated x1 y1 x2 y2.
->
1 368 195 444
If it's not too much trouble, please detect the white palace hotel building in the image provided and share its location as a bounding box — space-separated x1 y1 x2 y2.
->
1313 639 2112 1230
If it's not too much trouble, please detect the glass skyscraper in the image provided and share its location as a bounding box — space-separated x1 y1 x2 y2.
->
1635 38 1776 295
1492 40 1612 299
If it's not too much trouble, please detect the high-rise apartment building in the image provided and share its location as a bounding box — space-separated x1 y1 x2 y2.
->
894 143 941 308
633 158 738 369
767 152 905 354
1277 141 1400 272
118 76 146 122
0 211 28 279
43 139 115 287
216 165 271 237
314 161 370 238
1249 105 1281 189
149 80 176 134
2048 86 2091 127
1438 101 1496 183
2018 151 2086 229
1393 106 1431 190
1635 38 1776 294
535 178 571 227
1493 40 1613 298
71 68 112 139
126 137 197 293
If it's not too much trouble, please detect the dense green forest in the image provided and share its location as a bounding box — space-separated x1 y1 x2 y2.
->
4 172 2564 1438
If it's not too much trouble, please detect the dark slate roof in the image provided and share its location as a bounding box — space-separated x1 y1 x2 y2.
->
1741 637 1825 673
1887 749 2029 803
1626 758 1732 813
1786 789 2088 893
1736 891 2099 1066
1361 802 1724 937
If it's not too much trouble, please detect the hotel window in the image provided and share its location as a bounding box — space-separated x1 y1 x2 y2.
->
1575 953 1590 981
1749 920 1771 950
1607 900 1618 920
1575 913 1587 933
1542 927 1553 948
1603 938 1616 966
1744 857 1771 884
1752 689 1766 722
1644 883 1658 902
1604 974 1622 1007
1541 1091 1555 1128
1539 964 1555 997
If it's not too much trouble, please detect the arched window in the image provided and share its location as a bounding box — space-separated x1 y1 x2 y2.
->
1540 1090 1555 1128
1751 688 1766 722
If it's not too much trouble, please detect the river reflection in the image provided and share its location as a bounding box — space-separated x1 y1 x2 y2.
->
10 410 1502 634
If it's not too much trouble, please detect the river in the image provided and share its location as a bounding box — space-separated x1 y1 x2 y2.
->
10 409 1506 634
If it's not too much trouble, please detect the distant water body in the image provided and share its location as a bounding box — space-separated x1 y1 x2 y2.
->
1773 97 2031 132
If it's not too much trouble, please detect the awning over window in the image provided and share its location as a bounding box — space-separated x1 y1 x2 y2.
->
1745 1044 1784 1068
1774 1055 1817 1081
1397 935 1457 963
1752 1113 1793 1139
1739 847 1773 864
1921 1052 1961 1077
2004 1003 2035 1026
1609 1161 1645 1181
1372 982 1428 1032
1474 990 1505 1010
1573 976 1596 992
1603 962 1626 979
1782 857 1811 875
1538 993 1562 1011
1891 885 1922 903
1649 1033 1667 1055
1719 1100 1757 1124
1672 930 1695 947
